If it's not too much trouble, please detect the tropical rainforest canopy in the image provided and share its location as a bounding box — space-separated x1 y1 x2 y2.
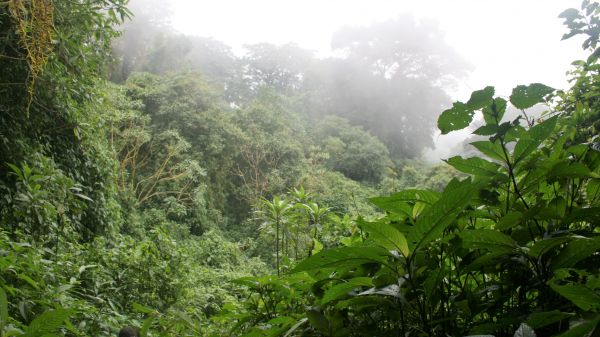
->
0 1 599 336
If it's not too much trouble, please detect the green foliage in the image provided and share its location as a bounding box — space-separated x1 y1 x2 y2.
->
3 1 600 337
312 116 392 184
224 4 600 336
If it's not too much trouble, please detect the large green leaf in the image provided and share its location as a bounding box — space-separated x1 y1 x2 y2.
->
549 269 600 311
528 236 574 257
554 316 600 337
526 310 573 329
509 83 554 109
495 211 523 230
460 229 517 254
513 116 558 165
293 246 391 273
408 178 482 249
482 97 507 124
551 237 600 270
467 86 495 110
321 277 374 305
22 309 72 337
370 189 440 207
470 140 506 162
445 156 502 177
550 282 600 311
358 219 410 257
549 161 598 179
438 102 475 134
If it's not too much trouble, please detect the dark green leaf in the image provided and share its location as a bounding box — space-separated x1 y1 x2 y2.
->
510 83 555 109
551 237 600 270
370 189 440 206
321 278 374 305
554 316 600 337
408 178 483 248
513 116 558 165
528 237 574 258
467 86 495 110
293 246 391 273
438 102 475 134
526 311 573 329
460 229 517 253
549 279 600 311
495 212 523 230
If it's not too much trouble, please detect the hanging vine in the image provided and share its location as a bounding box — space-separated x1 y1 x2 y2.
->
7 0 55 115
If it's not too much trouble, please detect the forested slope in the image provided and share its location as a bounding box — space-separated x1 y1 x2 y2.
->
0 1 599 337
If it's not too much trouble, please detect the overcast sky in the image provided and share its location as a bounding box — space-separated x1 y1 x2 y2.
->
169 0 587 160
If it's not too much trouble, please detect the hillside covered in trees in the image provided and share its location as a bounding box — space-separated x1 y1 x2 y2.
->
0 1 599 336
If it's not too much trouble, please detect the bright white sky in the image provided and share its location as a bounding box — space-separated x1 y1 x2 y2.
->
170 0 587 159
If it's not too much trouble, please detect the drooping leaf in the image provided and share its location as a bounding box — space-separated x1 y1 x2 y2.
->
526 310 573 329
293 246 391 273
528 236 574 258
445 156 502 177
495 212 523 230
460 229 517 254
370 189 440 207
408 178 483 249
438 102 475 134
513 116 558 165
510 83 555 109
549 161 598 179
550 282 600 311
23 309 72 337
358 219 410 257
470 140 507 162
133 303 156 314
321 277 374 305
551 237 600 270
553 316 600 337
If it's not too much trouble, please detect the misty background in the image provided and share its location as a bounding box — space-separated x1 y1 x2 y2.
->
112 0 585 161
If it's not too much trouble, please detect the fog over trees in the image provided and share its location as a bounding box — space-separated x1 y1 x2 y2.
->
112 0 472 158
1 0 598 336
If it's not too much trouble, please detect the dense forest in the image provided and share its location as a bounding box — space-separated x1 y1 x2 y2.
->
0 1 599 336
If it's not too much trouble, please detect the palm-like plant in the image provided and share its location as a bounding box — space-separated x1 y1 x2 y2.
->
299 202 331 257
256 196 293 275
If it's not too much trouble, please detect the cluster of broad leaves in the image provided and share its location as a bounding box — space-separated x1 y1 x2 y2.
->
220 3 600 337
